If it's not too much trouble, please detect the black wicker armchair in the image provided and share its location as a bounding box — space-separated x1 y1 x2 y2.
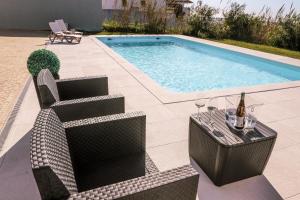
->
37 69 125 122
30 109 199 200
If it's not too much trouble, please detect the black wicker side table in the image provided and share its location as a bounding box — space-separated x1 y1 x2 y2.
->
189 110 277 186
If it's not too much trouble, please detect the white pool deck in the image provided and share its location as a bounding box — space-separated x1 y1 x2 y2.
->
1 35 300 200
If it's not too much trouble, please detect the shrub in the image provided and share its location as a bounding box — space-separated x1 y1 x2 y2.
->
223 3 253 41
187 1 218 37
143 1 167 33
167 17 190 34
270 6 300 50
27 49 60 76
102 20 122 32
223 2 300 48
209 21 229 39
267 25 289 48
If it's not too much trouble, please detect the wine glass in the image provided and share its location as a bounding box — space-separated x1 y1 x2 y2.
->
225 95 236 125
195 99 206 123
245 103 263 129
207 97 218 131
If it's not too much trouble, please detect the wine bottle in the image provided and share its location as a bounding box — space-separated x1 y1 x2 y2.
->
235 92 246 129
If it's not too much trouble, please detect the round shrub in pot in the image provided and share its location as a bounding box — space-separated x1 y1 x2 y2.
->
27 49 60 78
27 49 60 107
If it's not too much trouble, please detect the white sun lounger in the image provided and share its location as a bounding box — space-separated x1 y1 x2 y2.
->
48 22 82 44
55 19 83 35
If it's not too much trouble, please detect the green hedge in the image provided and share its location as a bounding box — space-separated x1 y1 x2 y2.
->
102 20 145 33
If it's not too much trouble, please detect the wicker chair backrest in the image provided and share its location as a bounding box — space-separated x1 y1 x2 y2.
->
37 69 60 108
31 109 77 200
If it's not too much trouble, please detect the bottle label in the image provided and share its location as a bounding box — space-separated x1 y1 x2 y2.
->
235 116 245 128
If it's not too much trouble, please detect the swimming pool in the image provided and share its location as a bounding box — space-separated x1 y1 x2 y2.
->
99 36 300 93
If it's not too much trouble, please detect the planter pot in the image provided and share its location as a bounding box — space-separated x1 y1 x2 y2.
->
32 73 59 108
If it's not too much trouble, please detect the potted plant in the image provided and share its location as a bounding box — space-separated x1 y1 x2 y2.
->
27 49 60 107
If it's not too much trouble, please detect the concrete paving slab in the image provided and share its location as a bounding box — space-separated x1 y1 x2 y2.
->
147 140 190 171
249 88 300 104
165 101 199 119
131 104 176 123
279 117 300 133
287 194 300 200
126 93 161 108
265 145 300 198
267 122 300 151
110 84 153 97
146 118 188 148
256 103 299 123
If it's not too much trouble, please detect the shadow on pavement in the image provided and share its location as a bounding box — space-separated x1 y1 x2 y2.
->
0 131 41 200
191 159 283 200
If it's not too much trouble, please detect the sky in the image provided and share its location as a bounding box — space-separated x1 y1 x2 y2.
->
191 0 300 16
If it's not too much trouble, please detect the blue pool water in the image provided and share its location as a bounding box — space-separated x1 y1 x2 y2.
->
99 36 300 92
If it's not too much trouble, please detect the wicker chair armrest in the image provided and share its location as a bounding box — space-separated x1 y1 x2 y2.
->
68 165 199 200
63 112 146 166
56 76 108 100
51 94 125 122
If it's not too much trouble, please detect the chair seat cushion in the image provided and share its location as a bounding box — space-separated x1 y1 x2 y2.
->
74 153 146 192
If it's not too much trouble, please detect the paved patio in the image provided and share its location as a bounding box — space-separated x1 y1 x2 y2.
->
1 36 300 199
0 31 47 133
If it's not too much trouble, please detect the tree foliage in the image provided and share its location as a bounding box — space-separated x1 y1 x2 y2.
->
187 1 300 51
187 1 218 38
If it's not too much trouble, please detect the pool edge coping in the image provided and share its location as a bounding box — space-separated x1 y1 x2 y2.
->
91 35 300 104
